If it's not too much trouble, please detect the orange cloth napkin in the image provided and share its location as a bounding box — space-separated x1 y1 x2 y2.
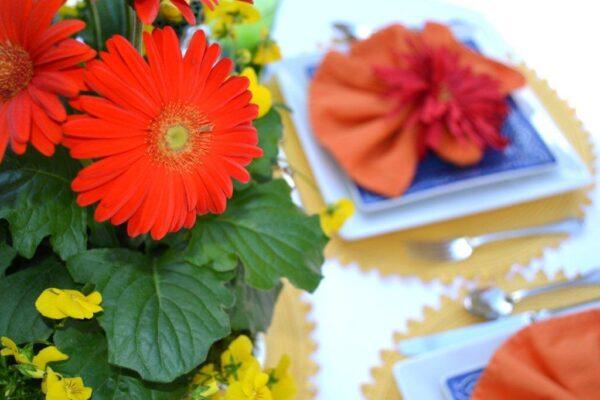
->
309 23 525 197
472 309 600 400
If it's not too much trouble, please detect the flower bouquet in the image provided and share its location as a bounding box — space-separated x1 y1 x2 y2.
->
0 1 327 399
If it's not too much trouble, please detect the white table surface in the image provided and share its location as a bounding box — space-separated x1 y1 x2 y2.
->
272 1 600 399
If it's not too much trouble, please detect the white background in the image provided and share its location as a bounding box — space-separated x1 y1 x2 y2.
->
272 1 600 399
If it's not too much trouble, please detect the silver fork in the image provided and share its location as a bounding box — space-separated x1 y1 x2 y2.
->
406 218 584 263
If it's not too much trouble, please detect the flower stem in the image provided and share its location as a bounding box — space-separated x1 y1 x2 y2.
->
87 0 103 50
277 157 320 192
126 5 144 52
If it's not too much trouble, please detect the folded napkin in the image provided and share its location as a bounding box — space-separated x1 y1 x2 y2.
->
472 309 600 400
309 23 525 197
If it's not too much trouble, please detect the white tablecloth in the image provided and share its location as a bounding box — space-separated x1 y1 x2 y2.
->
272 1 600 398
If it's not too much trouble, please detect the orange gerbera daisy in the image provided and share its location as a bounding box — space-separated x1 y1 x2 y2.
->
63 27 262 239
0 0 95 162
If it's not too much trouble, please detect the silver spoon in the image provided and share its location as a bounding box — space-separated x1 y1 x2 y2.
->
464 268 600 320
406 218 584 263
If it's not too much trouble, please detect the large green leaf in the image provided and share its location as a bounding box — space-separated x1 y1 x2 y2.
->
0 225 16 277
54 324 188 400
247 108 283 182
67 249 234 383
229 271 282 334
0 241 15 277
87 216 120 249
0 149 86 261
188 179 326 292
0 257 74 343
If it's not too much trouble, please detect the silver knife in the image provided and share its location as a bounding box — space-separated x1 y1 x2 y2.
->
398 298 600 358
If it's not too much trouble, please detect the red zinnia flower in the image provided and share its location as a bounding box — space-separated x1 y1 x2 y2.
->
63 27 262 239
133 0 254 25
0 0 95 162
375 45 511 157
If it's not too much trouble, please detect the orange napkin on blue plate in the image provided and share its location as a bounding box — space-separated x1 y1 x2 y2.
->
472 309 600 400
309 23 525 197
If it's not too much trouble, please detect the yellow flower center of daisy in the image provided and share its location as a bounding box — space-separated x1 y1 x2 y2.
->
148 102 213 171
0 44 33 102
165 125 190 152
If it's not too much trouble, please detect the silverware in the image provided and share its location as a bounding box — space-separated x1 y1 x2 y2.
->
332 22 372 42
399 296 600 357
464 268 600 320
406 217 584 263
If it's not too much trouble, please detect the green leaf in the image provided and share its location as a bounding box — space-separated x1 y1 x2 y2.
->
0 226 16 277
67 249 234 383
54 324 188 400
0 241 16 277
0 356 44 400
0 149 87 261
0 257 74 343
229 271 282 334
247 109 283 182
88 216 120 249
188 179 326 292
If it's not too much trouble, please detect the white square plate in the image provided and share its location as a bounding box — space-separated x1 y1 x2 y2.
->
393 330 517 400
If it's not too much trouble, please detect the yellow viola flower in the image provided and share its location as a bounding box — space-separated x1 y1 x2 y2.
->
192 363 216 386
190 377 220 399
0 337 31 365
32 346 69 373
159 0 189 24
319 198 355 236
36 288 103 320
205 0 260 39
224 364 272 400
253 41 281 66
266 355 296 400
241 68 272 118
205 0 261 26
43 368 92 400
221 335 260 382
1 338 69 379
190 363 221 398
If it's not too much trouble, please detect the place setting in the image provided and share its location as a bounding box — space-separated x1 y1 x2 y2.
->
271 1 595 282
362 270 600 399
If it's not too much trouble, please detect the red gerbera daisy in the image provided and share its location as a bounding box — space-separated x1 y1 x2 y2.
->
0 0 95 162
63 27 262 239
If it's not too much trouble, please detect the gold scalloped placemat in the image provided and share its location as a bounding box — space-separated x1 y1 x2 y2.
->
361 273 600 399
265 283 318 399
275 67 595 283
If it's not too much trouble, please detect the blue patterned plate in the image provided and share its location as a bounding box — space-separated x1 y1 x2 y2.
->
354 96 556 211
